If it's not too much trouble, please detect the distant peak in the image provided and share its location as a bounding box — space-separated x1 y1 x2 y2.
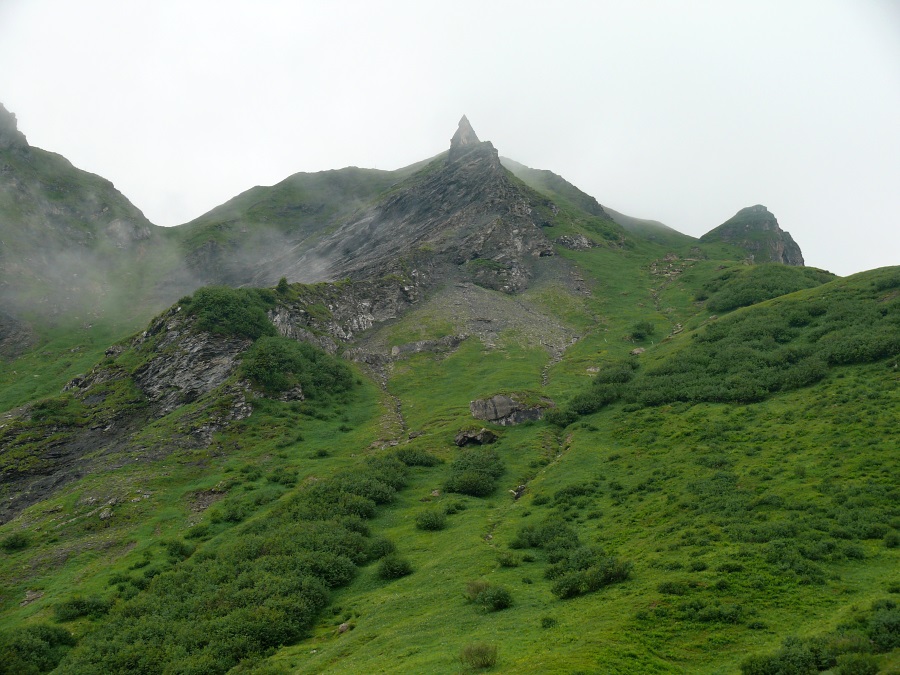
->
739 204 771 215
448 115 482 161
0 102 28 150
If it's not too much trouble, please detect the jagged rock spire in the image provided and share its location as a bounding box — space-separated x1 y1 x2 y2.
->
448 115 481 162
0 103 28 151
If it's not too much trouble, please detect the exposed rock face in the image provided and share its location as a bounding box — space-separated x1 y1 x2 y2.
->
390 334 466 359
0 103 28 152
269 276 424 354
0 309 36 360
554 234 596 251
700 205 805 265
448 115 481 162
470 394 551 426
253 118 554 294
454 427 498 446
132 310 252 414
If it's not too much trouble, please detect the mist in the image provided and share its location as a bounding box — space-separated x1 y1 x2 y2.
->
0 1 898 277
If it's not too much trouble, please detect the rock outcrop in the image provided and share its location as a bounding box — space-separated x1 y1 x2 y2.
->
0 103 28 152
454 427 498 446
470 393 552 426
131 309 252 414
700 205 804 265
448 115 481 162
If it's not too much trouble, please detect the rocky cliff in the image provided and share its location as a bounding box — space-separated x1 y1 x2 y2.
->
700 205 804 265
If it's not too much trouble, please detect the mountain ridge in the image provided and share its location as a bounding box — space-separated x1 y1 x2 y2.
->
0 107 894 675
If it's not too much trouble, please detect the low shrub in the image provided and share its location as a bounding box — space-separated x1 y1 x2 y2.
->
658 580 690 595
378 554 413 580
835 653 878 675
415 509 447 531
367 537 395 560
241 336 354 398
394 447 441 467
54 596 113 621
497 551 520 568
475 586 512 612
186 286 277 340
446 447 505 497
0 624 75 674
459 642 498 669
0 532 29 553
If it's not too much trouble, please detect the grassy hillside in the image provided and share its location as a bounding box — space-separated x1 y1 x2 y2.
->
0 238 895 673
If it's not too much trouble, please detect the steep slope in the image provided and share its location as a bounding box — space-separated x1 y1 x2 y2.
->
0 103 170 326
173 163 428 287
701 204 805 265
2 111 895 675
0 264 894 675
252 118 559 292
603 206 697 248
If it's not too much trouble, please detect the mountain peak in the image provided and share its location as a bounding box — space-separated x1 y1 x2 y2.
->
448 115 481 161
0 103 28 151
700 204 805 265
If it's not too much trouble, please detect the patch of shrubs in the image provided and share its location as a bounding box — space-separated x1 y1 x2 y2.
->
546 359 637 426
497 551 520 567
699 264 835 313
241 336 354 399
61 453 412 674
0 624 75 675
740 598 899 674
54 596 113 621
445 447 505 497
184 286 277 340
549 271 899 425
394 447 441 467
511 517 632 599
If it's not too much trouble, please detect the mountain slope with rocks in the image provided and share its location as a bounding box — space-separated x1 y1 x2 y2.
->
0 108 895 675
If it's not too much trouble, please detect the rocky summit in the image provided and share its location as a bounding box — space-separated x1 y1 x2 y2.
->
448 114 481 162
250 118 556 293
700 204 805 265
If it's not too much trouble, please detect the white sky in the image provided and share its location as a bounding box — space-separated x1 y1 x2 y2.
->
1 0 898 276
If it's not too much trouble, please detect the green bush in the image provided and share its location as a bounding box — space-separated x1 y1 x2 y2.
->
459 642 498 669
658 580 690 595
0 531 29 552
0 624 75 675
241 336 354 398
367 537 396 560
54 596 113 621
497 551 520 568
415 509 447 531
466 583 512 612
378 554 413 580
702 264 835 313
629 320 656 341
446 447 505 497
835 653 878 675
186 286 277 339
394 447 441 467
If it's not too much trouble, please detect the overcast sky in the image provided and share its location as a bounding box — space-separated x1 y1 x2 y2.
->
1 0 898 276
